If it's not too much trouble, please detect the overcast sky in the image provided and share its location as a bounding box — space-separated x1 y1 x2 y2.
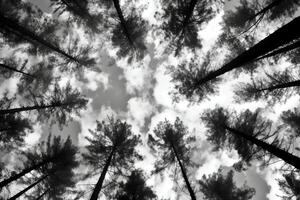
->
1 0 300 199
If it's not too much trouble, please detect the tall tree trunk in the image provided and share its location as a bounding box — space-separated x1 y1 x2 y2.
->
259 80 300 92
255 40 300 61
0 102 68 115
0 63 34 78
0 13 82 65
8 175 48 200
195 16 300 86
36 188 50 200
171 142 197 200
224 125 300 170
112 0 135 46
249 0 283 21
89 147 116 200
0 158 54 188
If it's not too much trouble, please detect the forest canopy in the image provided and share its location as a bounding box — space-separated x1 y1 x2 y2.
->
0 0 300 200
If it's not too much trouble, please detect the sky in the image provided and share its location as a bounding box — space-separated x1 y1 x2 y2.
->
1 0 299 199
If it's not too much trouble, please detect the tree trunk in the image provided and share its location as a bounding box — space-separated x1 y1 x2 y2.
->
249 0 283 21
195 16 300 86
89 147 116 200
8 175 48 200
0 63 34 78
0 13 82 65
0 102 68 115
259 80 300 92
171 142 197 200
36 188 50 200
0 158 54 188
224 125 300 170
112 0 135 46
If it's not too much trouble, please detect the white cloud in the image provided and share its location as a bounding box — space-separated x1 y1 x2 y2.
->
84 70 110 91
0 77 19 99
127 97 155 128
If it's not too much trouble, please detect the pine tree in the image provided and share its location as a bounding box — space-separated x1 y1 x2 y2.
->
202 107 300 171
148 117 197 200
199 169 255 200
83 117 142 200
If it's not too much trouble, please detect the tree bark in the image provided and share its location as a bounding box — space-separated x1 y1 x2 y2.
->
0 102 68 115
112 0 135 46
0 158 54 188
0 63 34 78
224 125 300 170
170 142 197 200
36 188 50 200
8 175 48 200
194 16 300 86
0 13 82 65
259 80 300 92
89 147 116 200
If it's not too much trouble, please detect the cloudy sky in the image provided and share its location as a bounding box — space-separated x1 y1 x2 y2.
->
1 0 299 199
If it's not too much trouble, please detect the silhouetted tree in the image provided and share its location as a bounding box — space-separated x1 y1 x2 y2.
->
281 108 300 137
148 117 197 200
199 169 255 200
175 16 300 101
169 56 220 102
0 59 34 78
234 69 300 103
202 107 300 171
278 172 300 200
20 135 78 200
0 94 32 149
0 82 88 128
159 0 215 55
83 117 142 200
50 0 101 33
114 170 157 200
0 0 85 65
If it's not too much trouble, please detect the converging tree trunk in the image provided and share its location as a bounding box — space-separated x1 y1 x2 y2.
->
249 0 283 21
0 63 34 78
224 125 300 170
90 147 116 200
112 0 134 46
0 103 69 115
171 142 197 200
0 13 82 64
8 175 48 200
195 16 300 86
0 158 54 188
258 80 300 92
36 188 50 200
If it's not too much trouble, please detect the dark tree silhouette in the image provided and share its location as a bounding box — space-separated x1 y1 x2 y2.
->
0 0 85 65
281 108 300 137
0 82 88 128
176 16 300 101
20 135 78 200
98 0 148 62
159 0 215 55
169 55 220 102
234 69 300 103
148 117 197 200
114 170 157 200
83 117 142 200
278 172 300 200
222 0 300 36
202 107 300 171
0 59 34 78
199 169 255 200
